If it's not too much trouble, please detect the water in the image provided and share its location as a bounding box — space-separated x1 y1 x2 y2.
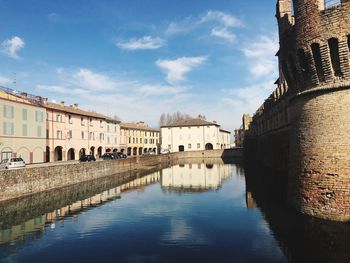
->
0 159 349 263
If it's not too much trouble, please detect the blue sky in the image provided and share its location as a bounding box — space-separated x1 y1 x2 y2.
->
0 0 278 130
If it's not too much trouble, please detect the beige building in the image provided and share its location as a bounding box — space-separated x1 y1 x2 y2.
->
120 122 160 156
44 101 107 161
105 117 121 153
161 119 231 153
0 88 46 163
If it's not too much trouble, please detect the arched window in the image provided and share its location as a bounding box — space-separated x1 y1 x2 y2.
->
311 43 325 82
297 48 310 81
328 38 342 77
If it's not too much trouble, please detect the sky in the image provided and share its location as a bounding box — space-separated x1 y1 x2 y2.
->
0 0 279 131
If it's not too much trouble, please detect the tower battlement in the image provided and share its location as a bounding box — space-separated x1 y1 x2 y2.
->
277 0 350 92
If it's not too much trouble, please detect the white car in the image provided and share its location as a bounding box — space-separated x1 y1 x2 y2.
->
0 158 26 170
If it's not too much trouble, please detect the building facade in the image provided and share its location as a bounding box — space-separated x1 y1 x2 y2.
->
120 122 160 156
105 118 121 153
0 88 46 164
161 119 231 153
45 101 107 162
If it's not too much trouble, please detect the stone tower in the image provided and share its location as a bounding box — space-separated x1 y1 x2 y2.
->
276 0 350 221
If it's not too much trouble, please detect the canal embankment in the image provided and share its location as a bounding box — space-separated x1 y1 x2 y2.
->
0 148 242 202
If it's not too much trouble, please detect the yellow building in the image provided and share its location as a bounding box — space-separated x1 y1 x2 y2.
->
120 122 160 156
0 87 46 163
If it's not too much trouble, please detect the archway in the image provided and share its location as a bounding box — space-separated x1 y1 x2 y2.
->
127 147 131 156
79 148 86 157
152 148 156 154
33 147 44 163
97 146 103 157
17 147 30 164
90 146 95 156
121 149 125 153
113 149 118 153
133 147 137 156
144 148 148 153
179 145 184 152
67 148 75 161
205 143 213 150
54 146 63 161
139 147 143 156
206 164 214 169
106 148 112 153
46 146 50 162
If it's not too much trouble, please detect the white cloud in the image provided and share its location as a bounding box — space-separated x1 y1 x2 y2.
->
138 84 189 96
156 56 207 84
166 10 242 37
37 85 86 95
211 27 236 43
242 35 278 78
117 36 166 50
1 36 25 59
73 68 132 90
0 75 11 85
201 10 242 28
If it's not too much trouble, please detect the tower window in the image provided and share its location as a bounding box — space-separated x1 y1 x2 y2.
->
311 43 325 82
328 38 342 77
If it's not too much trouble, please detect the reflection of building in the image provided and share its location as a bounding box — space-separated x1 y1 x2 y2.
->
0 215 46 244
0 87 46 163
161 163 232 192
161 119 231 153
120 122 160 156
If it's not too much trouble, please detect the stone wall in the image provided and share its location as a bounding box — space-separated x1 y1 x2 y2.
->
0 149 242 202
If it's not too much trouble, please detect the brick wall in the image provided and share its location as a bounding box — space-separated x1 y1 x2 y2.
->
0 149 242 202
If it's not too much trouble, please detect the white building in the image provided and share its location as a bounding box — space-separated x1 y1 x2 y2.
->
161 119 231 153
105 117 121 153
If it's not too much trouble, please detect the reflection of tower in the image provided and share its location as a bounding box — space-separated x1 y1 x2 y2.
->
245 192 255 209
276 0 350 221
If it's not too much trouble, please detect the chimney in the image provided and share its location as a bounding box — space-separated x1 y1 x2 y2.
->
60 101 65 106
20 92 28 98
73 103 78 109
213 120 217 124
43 98 48 104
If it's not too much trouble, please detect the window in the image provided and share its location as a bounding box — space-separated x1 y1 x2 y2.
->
168 144 171 149
188 144 192 149
99 133 104 141
129 138 131 143
298 48 310 82
3 122 14 135
68 115 73 124
90 118 93 127
114 126 117 132
3 105 14 118
328 38 342 77
100 120 103 128
81 117 85 126
107 125 110 132
56 130 62 139
22 124 28 136
311 43 325 82
67 130 72 139
56 114 62 122
197 143 200 149
145 139 148 144
37 126 42 137
81 131 85 139
35 111 44 122
22 109 27 121
140 138 142 143
46 129 49 139
114 138 117 144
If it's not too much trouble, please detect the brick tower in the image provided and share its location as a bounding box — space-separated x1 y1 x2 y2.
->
276 0 350 221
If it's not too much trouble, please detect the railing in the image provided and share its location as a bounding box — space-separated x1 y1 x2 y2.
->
0 85 44 106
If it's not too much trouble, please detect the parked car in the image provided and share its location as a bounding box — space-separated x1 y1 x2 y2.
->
101 153 120 160
143 151 156 156
160 148 170 154
0 158 26 169
79 155 96 162
116 152 127 159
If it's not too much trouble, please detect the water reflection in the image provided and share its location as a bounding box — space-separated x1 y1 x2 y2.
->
161 161 231 192
0 159 349 263
244 164 350 263
0 169 161 247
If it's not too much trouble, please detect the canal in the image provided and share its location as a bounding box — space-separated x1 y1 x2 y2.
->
0 158 349 263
